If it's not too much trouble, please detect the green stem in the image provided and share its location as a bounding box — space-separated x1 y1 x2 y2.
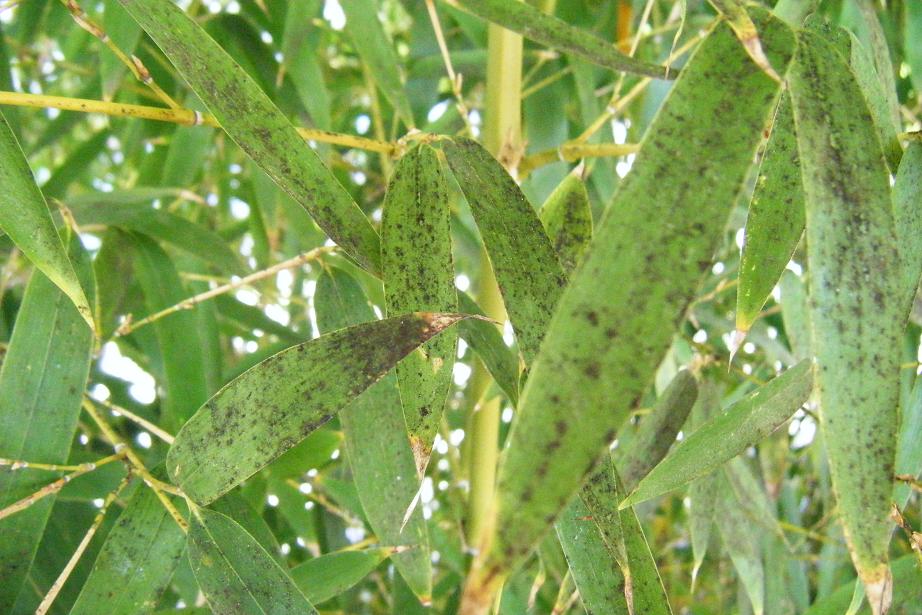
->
464 0 522 581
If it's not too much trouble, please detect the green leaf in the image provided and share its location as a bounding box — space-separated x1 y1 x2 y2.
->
188 506 318 614
71 199 244 274
167 311 467 505
118 0 382 272
478 11 794 579
708 0 780 81
444 0 672 78
894 373 922 509
100 0 143 99
789 29 902 609
132 234 208 428
618 369 699 491
893 141 922 313
0 110 93 329
314 268 433 603
456 292 519 405
717 475 765 615
622 360 812 507
0 233 95 611
736 92 804 334
846 32 901 171
291 547 396 604
539 168 593 275
442 136 567 364
555 496 629 615
382 144 457 472
341 0 414 127
803 555 922 615
71 482 186 614
281 0 330 130
686 380 721 583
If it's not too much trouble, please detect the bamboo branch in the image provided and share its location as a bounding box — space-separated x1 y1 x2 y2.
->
116 246 333 337
93 397 175 445
0 452 126 522
518 142 640 176
35 473 132 615
0 90 397 154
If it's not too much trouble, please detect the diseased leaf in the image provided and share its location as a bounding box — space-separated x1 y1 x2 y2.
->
802 555 922 615
167 311 467 505
118 0 382 272
622 360 812 507
708 0 780 81
789 30 902 611
539 168 593 275
71 482 186 614
291 547 396 605
0 110 92 328
314 268 432 603
457 292 520 405
0 233 94 611
442 136 566 364
443 0 672 78
341 0 414 127
473 12 794 586
188 506 318 614
382 144 457 473
736 92 804 335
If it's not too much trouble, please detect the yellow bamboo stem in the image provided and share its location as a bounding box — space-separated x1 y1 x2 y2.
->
519 142 640 177
93 397 175 444
0 90 397 154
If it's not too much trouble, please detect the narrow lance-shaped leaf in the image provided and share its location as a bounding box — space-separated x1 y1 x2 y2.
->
188 506 318 614
847 32 902 171
442 137 567 365
708 0 780 81
441 0 672 79
383 144 457 473
457 292 520 405
71 481 186 615
539 167 593 276
685 379 721 584
291 547 399 605
618 369 699 490
0 110 92 328
622 360 812 507
736 92 804 335
341 0 414 127
470 12 794 591
166 311 468 505
0 233 95 611
315 268 432 603
118 0 382 272
789 29 902 612
893 141 922 313
717 475 765 615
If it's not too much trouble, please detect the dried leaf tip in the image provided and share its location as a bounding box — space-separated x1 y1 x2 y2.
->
863 570 893 615
727 328 747 366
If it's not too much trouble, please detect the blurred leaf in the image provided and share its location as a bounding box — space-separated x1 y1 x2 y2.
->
100 0 143 99
0 111 92 328
0 233 94 611
188 506 317 614
383 144 457 472
790 29 902 609
623 360 812 507
118 0 382 272
445 0 671 78
718 475 765 615
291 547 396 604
893 141 922 313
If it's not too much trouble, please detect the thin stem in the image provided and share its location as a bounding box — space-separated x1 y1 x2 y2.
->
425 0 474 135
0 90 396 154
82 399 188 533
518 142 640 177
59 0 181 109
0 452 126 522
116 247 334 337
93 397 175 444
35 473 132 615
0 458 91 472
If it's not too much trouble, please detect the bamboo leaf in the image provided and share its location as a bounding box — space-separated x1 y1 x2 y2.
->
341 0 414 127
618 369 699 491
167 311 467 505
475 11 794 583
118 0 382 272
442 136 567 365
291 547 397 605
442 0 672 78
717 475 765 615
803 555 922 615
622 360 812 507
539 168 593 276
708 0 780 81
383 144 457 472
457 292 520 405
736 92 804 335
314 268 432 603
685 380 721 584
789 29 902 611
0 110 93 329
0 233 95 611
893 141 922 313
188 506 318 614
71 482 186 614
